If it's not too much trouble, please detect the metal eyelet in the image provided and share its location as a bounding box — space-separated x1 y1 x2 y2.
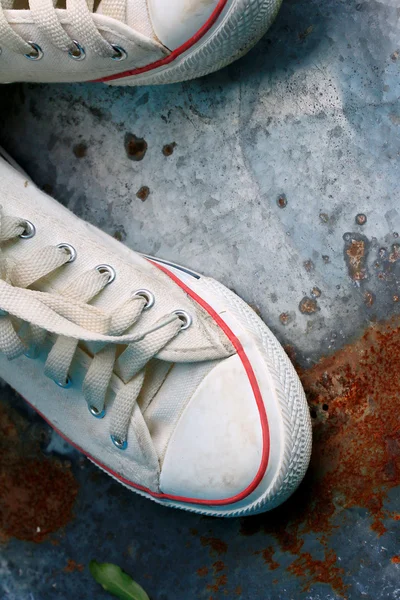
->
19 220 36 239
57 243 77 263
111 435 127 450
89 405 106 419
68 40 86 61
110 44 127 61
24 42 43 61
173 310 193 330
24 346 39 359
95 264 116 285
54 376 72 389
133 289 155 310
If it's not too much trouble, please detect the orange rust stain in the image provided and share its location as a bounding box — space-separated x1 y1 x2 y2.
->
200 536 228 555
241 319 400 596
64 559 84 573
197 567 209 577
212 561 225 573
205 560 228 595
389 244 400 263
255 547 280 570
391 556 400 564
0 402 78 543
299 297 318 314
288 550 345 595
206 574 227 594
346 238 367 280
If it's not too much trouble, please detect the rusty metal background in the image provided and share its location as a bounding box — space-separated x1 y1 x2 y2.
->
0 0 399 598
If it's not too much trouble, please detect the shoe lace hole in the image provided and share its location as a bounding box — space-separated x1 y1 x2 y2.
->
110 44 127 61
24 42 43 61
173 310 193 330
68 40 85 61
133 289 155 310
95 264 116 284
57 243 77 263
54 376 72 389
111 435 127 450
19 220 36 239
89 405 106 419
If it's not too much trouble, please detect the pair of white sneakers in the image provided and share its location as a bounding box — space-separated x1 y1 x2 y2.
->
0 0 312 517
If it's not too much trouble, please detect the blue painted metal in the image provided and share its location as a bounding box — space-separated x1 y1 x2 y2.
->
0 0 399 598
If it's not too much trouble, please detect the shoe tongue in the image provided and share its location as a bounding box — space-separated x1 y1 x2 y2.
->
95 0 127 24
95 0 154 36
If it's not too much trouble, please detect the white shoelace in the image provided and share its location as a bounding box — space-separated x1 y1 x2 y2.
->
0 0 128 59
0 207 187 449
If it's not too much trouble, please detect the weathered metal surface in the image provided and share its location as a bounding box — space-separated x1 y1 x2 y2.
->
0 0 399 598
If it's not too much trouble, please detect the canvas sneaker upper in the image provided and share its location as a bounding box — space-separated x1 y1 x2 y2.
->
0 0 283 84
0 149 311 516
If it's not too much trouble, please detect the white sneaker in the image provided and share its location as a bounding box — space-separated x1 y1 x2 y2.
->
0 0 282 85
0 148 311 516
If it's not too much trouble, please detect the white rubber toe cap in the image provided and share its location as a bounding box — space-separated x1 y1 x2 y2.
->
159 352 285 505
148 0 219 49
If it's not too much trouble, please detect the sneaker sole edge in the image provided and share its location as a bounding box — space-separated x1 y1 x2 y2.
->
97 0 282 86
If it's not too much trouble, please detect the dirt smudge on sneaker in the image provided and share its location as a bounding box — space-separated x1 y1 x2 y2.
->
0 401 78 543
240 318 400 597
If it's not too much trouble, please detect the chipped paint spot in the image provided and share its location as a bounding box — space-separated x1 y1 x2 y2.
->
303 260 315 272
299 297 318 314
72 143 87 159
162 142 177 157
279 312 291 325
389 243 400 263
355 213 367 226
277 194 287 208
136 186 150 202
364 290 375 307
124 133 148 161
344 234 369 281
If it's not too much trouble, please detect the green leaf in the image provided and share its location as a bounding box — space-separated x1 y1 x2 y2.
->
89 561 150 600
